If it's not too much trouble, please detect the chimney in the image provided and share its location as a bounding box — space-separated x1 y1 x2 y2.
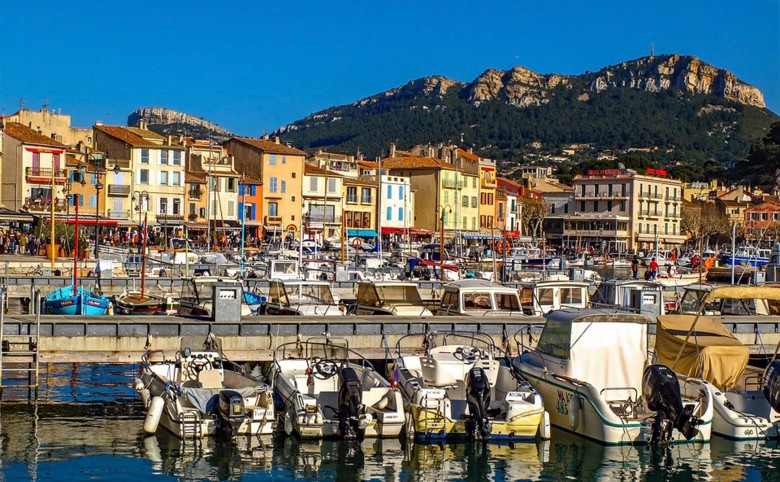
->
178 134 184 144
389 142 396 158
273 136 280 144
138 119 147 130
167 135 173 146
262 134 269 140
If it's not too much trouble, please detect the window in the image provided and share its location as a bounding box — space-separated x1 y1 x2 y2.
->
471 197 477 208
141 149 149 164
462 195 468 207
399 185 404 200
281 180 286 193
282 156 286 165
89 194 96 208
139 169 149 184
581 184 586 196
189 203 196 215
268 202 278 216
328 178 337 193
472 177 476 188
159 171 168 185
622 184 627 196
347 186 357 203
594 184 600 195
309 177 318 191
173 199 181 215
608 184 613 195
173 151 181 165
172 172 181 186
161 151 168 165
227 178 237 192
607 201 612 211
399 207 404 221
594 201 599 211
387 185 392 198
386 207 392 221
228 201 234 217
580 201 585 211
269 154 277 165
552 205 556 214
620 201 626 211
665 223 668 235
444 191 449 203
564 204 569 214
159 197 167 214
270 177 278 193
361 188 371 204
90 173 97 185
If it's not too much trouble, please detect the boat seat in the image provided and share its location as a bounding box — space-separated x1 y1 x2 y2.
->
198 369 223 389
420 357 457 388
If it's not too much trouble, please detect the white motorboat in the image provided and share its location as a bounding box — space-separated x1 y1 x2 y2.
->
350 280 433 316
436 279 530 317
269 337 405 440
520 280 590 316
589 278 666 318
134 335 275 439
656 313 779 440
261 279 344 316
393 331 550 441
512 309 713 445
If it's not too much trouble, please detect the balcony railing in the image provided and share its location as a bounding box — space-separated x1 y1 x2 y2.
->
25 167 67 183
442 179 466 189
264 215 283 225
641 209 661 217
108 209 130 219
574 192 628 200
308 215 342 224
640 192 663 199
188 190 203 200
107 184 131 197
562 229 627 237
109 160 131 170
23 197 68 213
360 196 373 205
666 195 681 201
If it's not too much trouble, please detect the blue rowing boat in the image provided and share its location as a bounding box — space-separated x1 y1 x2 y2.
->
43 285 111 315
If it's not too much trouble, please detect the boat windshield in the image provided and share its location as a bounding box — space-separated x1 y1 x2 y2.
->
286 283 335 304
375 284 423 306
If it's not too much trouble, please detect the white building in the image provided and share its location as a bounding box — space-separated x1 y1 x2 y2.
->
379 173 415 241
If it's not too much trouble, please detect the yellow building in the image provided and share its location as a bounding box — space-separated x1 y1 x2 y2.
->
303 163 344 242
225 136 305 241
343 177 377 237
478 159 498 233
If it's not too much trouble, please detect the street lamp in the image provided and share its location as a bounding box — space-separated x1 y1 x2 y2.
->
437 204 452 281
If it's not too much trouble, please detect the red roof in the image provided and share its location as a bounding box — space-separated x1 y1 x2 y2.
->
233 137 305 156
94 125 160 147
3 122 66 147
381 156 455 170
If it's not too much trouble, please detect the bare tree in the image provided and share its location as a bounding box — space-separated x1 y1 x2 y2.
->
681 201 730 253
519 198 548 242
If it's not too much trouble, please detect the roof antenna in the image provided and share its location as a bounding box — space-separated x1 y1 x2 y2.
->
650 43 654 58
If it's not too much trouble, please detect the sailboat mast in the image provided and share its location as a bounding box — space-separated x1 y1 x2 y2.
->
73 194 78 296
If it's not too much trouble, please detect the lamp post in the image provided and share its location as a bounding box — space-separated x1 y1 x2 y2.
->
133 190 149 253
89 152 119 292
438 204 452 282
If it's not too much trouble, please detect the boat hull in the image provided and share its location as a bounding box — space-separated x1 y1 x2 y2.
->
43 286 111 315
408 404 543 442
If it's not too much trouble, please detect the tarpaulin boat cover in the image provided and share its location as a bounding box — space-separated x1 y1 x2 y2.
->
655 314 749 390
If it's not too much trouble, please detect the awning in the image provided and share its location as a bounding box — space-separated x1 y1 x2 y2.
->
381 227 406 235
184 222 208 230
347 229 378 237
505 230 521 239
461 233 503 240
210 219 242 228
0 209 34 222
410 228 432 236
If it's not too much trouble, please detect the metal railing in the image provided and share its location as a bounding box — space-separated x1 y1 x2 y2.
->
25 167 67 180
108 209 131 219
107 184 131 196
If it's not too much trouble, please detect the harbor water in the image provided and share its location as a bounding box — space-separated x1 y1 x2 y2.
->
1 364 778 481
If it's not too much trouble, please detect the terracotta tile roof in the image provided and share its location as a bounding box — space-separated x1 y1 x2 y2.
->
381 156 455 171
303 164 341 177
344 178 376 187
746 202 780 212
185 172 207 183
3 122 66 147
241 175 263 185
94 125 160 147
233 137 306 156
456 148 479 162
308 150 351 160
125 126 166 142
357 160 378 169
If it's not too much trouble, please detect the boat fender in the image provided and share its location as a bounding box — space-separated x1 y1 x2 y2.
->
133 378 145 392
372 392 391 411
140 388 151 408
569 394 581 431
144 396 165 434
539 411 551 440
107 302 114 316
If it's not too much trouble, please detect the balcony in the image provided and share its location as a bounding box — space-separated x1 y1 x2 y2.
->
666 195 681 202
442 179 466 189
107 184 131 197
108 209 130 219
264 215 283 226
308 215 342 224
574 192 628 200
346 196 358 204
188 190 203 200
25 167 67 184
109 159 131 170
562 228 627 237
360 196 373 205
23 197 68 213
639 192 663 199
640 209 661 217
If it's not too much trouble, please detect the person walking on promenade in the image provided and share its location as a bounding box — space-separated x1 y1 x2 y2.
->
649 257 659 280
631 257 639 279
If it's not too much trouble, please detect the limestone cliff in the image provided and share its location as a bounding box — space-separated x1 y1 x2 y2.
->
128 107 234 141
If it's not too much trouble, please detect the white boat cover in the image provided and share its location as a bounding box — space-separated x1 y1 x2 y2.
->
183 386 258 414
539 311 649 400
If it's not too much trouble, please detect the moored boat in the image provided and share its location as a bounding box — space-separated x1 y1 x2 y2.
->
43 284 112 315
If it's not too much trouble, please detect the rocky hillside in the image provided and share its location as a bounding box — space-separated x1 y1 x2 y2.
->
128 107 234 142
274 55 776 167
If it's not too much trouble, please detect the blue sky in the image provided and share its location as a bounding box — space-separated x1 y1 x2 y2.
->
1 1 778 137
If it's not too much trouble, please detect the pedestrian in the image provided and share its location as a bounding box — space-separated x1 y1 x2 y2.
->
649 257 659 280
631 257 639 280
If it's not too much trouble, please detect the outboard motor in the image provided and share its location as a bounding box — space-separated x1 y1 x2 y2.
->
763 360 780 413
642 365 702 443
214 390 246 437
466 367 492 440
338 367 364 440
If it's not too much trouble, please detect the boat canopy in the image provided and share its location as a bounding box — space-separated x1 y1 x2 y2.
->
706 285 780 301
655 314 749 390
537 310 650 397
